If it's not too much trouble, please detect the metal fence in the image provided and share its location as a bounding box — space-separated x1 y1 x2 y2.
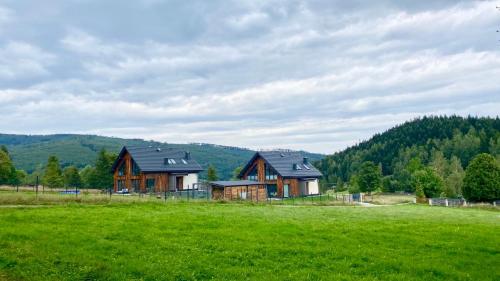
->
428 198 467 207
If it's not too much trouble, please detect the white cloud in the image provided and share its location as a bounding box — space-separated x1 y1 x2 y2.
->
0 41 55 80
0 0 499 153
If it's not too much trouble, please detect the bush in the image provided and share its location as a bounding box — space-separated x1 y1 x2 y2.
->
463 153 500 202
411 168 444 198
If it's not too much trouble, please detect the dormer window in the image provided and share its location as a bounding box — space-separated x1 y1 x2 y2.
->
164 158 177 165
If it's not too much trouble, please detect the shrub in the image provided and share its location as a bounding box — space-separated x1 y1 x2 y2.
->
463 153 500 202
411 168 444 198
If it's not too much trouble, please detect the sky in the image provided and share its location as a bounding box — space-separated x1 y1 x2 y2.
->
0 0 499 154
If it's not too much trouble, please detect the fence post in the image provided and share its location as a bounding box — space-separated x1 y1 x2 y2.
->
35 176 39 199
428 198 432 206
445 198 449 207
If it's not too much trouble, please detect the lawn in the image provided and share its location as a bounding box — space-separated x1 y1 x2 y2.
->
0 202 498 281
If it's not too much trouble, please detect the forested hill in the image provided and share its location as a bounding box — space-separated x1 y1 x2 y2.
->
316 116 500 186
0 134 323 180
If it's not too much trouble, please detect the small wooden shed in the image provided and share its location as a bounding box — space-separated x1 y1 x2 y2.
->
210 181 267 202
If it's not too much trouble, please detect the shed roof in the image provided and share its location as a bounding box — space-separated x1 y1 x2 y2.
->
112 146 203 173
239 151 322 179
210 180 265 187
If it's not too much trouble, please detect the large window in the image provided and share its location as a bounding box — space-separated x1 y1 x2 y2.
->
265 164 278 180
131 159 140 176
247 165 258 181
118 161 126 176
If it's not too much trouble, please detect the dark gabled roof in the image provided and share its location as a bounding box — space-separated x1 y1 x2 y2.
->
112 146 203 173
239 151 322 179
210 180 265 187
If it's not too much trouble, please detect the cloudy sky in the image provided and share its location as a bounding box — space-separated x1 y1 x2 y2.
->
0 0 499 153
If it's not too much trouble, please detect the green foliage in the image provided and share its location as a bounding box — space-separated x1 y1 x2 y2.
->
231 166 243 180
357 161 381 194
92 149 115 190
317 116 500 193
43 156 64 188
411 168 444 198
79 165 96 189
336 177 346 192
463 153 500 202
382 175 398 193
63 166 82 188
207 165 218 181
0 148 15 184
348 175 360 193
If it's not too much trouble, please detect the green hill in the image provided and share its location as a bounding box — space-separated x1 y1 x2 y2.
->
316 116 500 188
0 134 324 180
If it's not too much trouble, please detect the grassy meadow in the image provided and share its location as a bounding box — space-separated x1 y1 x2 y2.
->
0 199 499 281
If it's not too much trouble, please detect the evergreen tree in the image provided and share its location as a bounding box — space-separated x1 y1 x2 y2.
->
63 166 82 188
357 161 382 194
93 149 116 189
463 153 500 202
231 166 243 180
207 165 218 181
43 155 64 188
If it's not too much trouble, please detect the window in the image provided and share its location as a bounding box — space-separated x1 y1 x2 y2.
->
265 164 278 180
295 164 302 170
181 159 188 164
267 184 277 198
131 159 140 175
164 158 177 165
131 179 140 192
303 164 311 170
118 162 126 176
117 180 126 190
247 165 258 181
284 184 290 198
146 178 156 192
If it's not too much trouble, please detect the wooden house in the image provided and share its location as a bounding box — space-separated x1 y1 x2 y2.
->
111 146 203 193
238 151 322 198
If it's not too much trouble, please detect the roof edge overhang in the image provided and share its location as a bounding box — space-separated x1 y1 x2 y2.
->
111 146 129 172
238 152 285 178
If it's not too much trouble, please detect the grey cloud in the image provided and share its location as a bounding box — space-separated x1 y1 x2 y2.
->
0 0 499 153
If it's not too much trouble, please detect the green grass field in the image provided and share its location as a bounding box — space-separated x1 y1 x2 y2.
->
0 202 499 281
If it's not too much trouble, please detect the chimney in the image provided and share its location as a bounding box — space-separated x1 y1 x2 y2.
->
164 158 169 165
185 151 191 160
293 163 298 170
303 157 309 165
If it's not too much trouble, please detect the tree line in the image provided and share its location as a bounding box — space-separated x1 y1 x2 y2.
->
316 116 500 202
0 146 116 190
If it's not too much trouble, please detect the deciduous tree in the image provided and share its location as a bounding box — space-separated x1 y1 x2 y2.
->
463 153 500 202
